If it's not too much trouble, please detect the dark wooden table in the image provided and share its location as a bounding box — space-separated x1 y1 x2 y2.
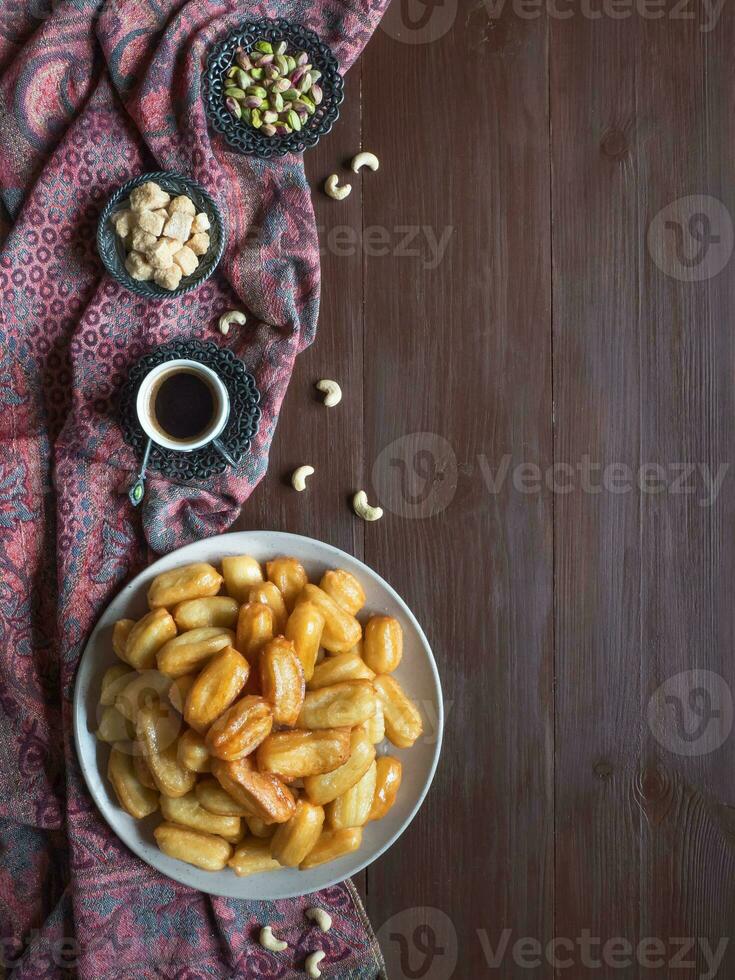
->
239 2 735 976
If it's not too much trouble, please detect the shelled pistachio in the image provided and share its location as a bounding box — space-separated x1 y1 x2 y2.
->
223 37 323 137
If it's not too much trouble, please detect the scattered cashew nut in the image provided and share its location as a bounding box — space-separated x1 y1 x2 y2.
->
292 465 315 492
305 951 326 978
324 174 351 200
259 926 288 952
353 490 383 522
315 379 342 407
218 310 247 336
351 151 380 173
305 908 332 932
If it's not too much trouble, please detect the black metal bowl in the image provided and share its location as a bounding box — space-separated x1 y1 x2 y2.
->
203 19 344 158
97 171 227 300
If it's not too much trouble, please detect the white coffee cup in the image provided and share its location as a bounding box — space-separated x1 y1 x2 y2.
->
135 359 234 463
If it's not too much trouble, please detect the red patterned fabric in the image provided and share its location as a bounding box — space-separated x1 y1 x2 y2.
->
0 0 388 975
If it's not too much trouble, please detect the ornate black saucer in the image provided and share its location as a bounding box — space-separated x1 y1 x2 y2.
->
203 18 344 158
119 339 261 502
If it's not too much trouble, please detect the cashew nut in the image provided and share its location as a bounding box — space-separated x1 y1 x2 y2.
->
351 151 380 174
305 907 332 932
258 926 288 952
324 174 351 201
353 490 383 522
315 379 342 407
292 465 315 492
305 951 326 978
218 310 247 335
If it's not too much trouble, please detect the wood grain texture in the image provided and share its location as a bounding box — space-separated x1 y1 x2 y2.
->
360 5 555 974
551 9 646 968
552 2 735 977
237 2 735 976
235 66 364 553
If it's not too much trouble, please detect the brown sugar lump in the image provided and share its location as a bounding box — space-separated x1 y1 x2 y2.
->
191 212 211 234
163 211 194 242
137 209 166 237
160 237 184 261
173 246 199 277
112 209 136 238
146 238 175 270
169 195 196 216
154 264 183 291
131 228 157 253
187 232 210 256
125 251 154 281
129 181 171 213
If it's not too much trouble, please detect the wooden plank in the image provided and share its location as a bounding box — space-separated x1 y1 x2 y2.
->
551 9 645 958
236 66 363 555
360 12 554 975
635 6 735 975
552 4 735 974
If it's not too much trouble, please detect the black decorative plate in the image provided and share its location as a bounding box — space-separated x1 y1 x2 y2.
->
203 19 344 158
119 340 261 481
98 171 227 300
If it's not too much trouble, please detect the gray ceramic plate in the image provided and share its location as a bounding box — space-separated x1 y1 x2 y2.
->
73 531 444 899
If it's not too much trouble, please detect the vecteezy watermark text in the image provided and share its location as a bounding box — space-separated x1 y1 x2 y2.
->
378 909 729 979
238 222 455 270
481 0 725 32
478 929 728 977
479 454 729 506
380 0 725 46
647 669 734 756
647 195 734 281
1 932 79 969
371 433 730 520
317 224 454 269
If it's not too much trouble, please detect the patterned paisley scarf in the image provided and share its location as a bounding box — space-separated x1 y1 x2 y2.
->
0 0 388 975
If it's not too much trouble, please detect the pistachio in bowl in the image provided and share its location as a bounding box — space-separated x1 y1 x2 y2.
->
224 39 323 137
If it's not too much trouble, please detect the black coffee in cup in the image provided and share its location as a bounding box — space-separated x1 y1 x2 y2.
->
149 368 218 444
136 358 231 455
